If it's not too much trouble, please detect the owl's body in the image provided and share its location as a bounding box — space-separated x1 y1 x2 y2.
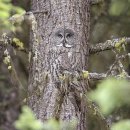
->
49 27 85 81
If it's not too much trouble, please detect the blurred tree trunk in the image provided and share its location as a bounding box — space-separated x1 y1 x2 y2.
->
27 0 108 130
0 84 20 130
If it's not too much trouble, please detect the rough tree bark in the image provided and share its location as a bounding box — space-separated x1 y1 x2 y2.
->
27 0 106 130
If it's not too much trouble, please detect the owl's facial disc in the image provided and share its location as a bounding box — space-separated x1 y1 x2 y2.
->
66 32 74 38
57 33 63 38
54 28 75 48
64 44 73 48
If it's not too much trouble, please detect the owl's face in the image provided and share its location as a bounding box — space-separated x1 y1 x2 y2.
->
51 28 76 48
49 27 84 72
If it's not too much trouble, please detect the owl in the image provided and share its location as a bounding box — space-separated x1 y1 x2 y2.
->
49 27 85 81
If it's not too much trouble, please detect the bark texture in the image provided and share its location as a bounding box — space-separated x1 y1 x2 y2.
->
28 0 90 130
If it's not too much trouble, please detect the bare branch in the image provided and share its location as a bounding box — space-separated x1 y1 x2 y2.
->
89 73 106 80
9 57 25 91
90 72 130 80
89 37 130 55
0 37 28 53
114 51 129 76
31 10 48 14
59 70 130 81
2 33 25 91
85 96 110 129
91 0 104 5
106 53 130 76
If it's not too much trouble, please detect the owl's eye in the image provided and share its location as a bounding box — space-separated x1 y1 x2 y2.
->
57 33 63 38
66 33 74 38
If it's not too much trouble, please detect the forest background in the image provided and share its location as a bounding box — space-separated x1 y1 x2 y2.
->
0 0 130 130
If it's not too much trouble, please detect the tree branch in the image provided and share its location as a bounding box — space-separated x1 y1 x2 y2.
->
85 96 110 129
89 37 130 55
59 70 130 82
106 53 130 75
89 73 106 80
0 37 28 53
2 33 25 91
91 0 104 5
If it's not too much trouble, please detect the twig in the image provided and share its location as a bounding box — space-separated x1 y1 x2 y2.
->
60 70 130 81
2 33 25 91
31 10 48 14
89 72 106 80
106 53 130 76
0 37 28 53
113 50 129 76
91 0 104 5
9 57 25 91
89 37 130 55
85 96 110 129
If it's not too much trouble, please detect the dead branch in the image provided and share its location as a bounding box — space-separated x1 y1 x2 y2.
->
89 72 106 80
60 70 130 81
2 33 25 91
0 37 28 53
106 53 130 75
91 0 104 5
89 37 130 55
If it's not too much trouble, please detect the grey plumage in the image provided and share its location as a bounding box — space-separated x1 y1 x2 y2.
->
49 27 84 81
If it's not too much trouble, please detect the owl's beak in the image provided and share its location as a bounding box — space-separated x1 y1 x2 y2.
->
62 39 67 47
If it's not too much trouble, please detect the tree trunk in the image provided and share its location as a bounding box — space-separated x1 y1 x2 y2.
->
28 0 90 130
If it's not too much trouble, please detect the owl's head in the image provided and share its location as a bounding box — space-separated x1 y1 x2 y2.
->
51 27 77 48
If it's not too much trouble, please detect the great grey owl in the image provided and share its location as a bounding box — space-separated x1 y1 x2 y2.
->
49 27 84 80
